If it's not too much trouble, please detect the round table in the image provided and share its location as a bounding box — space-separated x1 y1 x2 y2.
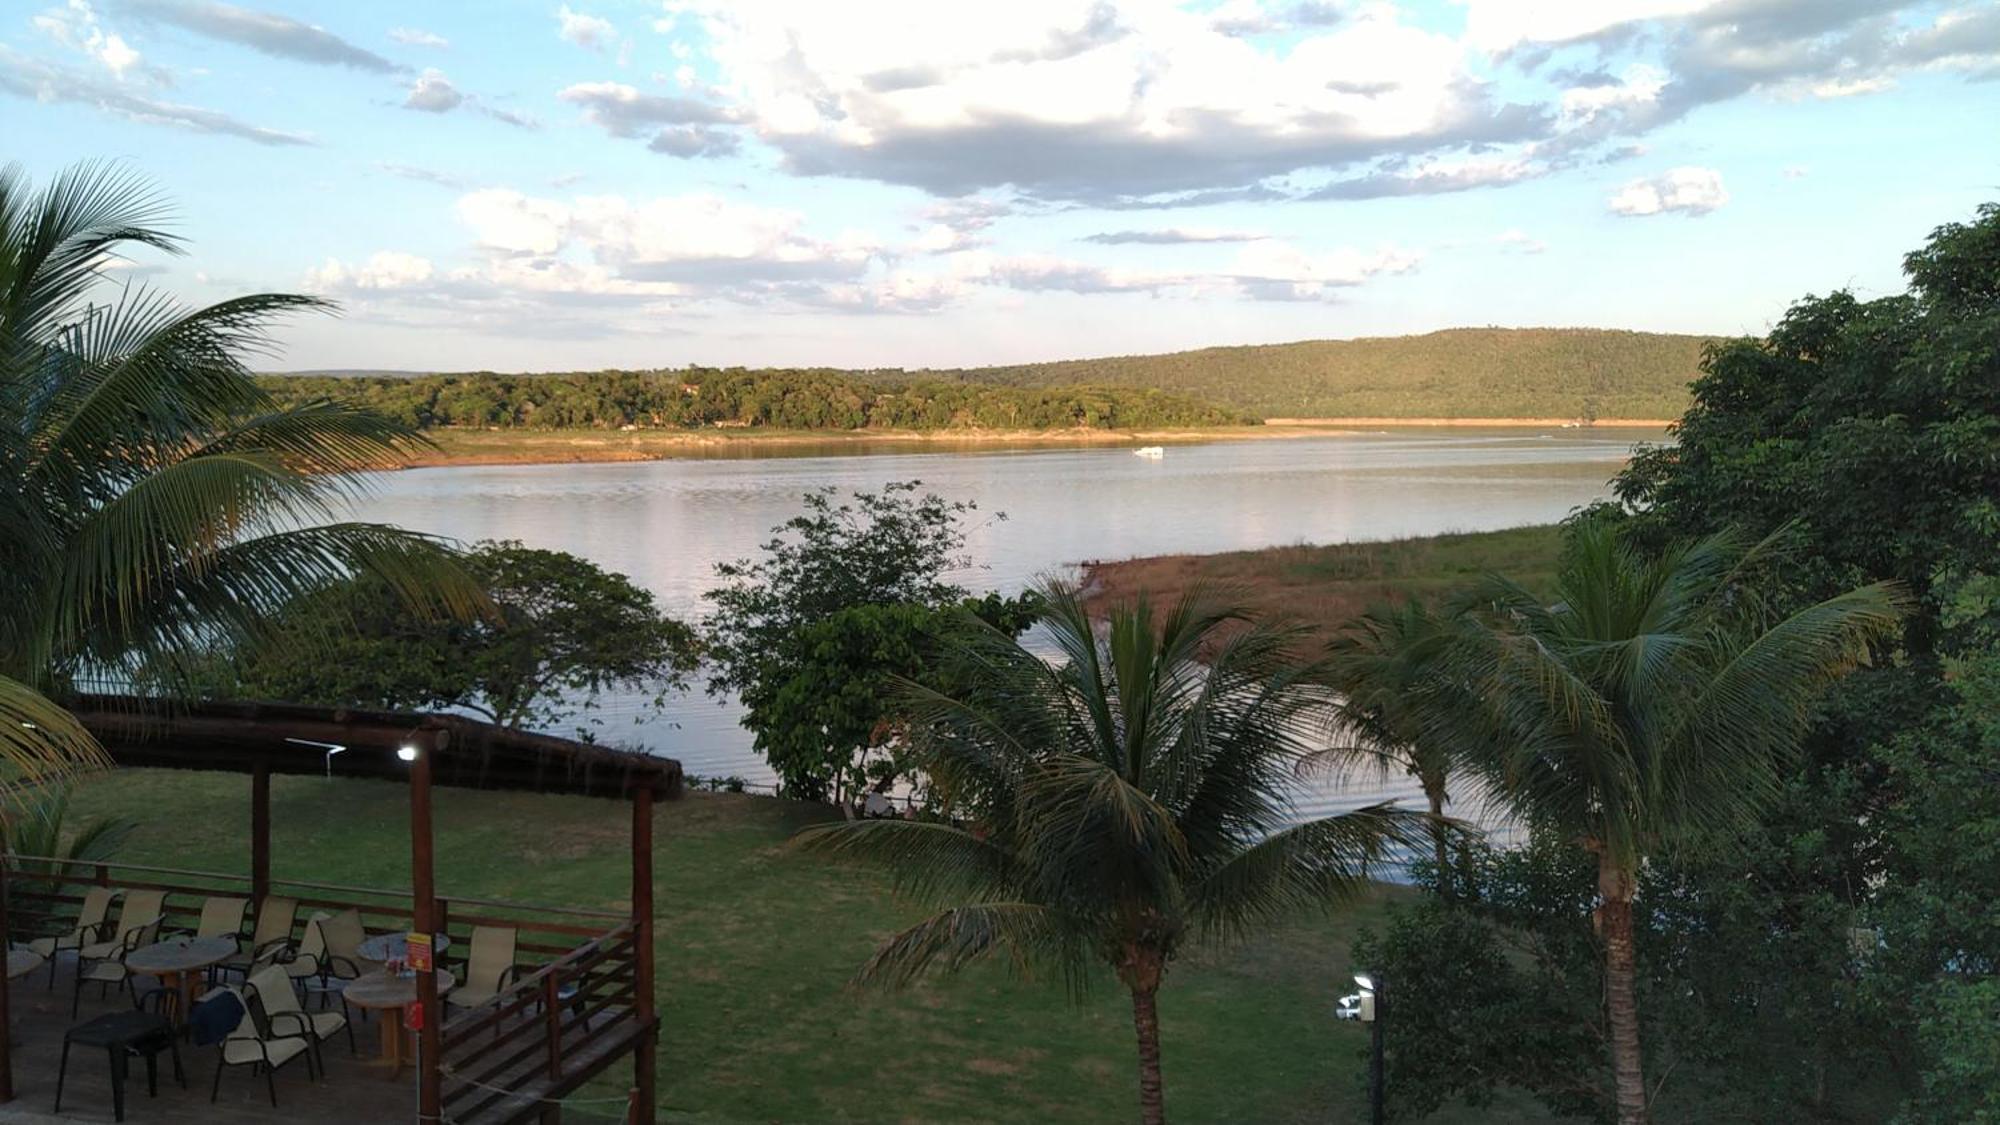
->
356 932 451 963
7 948 42 981
342 971 454 1078
126 936 236 1026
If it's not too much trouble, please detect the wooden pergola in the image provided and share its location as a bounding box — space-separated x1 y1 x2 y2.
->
1 694 681 1124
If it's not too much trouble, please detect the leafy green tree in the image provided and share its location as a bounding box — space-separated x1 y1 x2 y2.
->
795 582 1426 1125
703 481 992 800
1895 978 2000 1125
1350 848 1608 1119
225 540 698 735
1616 203 2000 656
1454 524 1904 1124
748 593 1040 809
0 160 478 799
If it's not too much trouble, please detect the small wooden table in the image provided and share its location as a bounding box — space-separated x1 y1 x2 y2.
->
343 970 454 1079
7 948 42 981
126 936 236 1027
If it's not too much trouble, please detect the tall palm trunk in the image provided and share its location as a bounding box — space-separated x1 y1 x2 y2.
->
1422 776 1451 899
1130 985 1167 1125
1595 853 1648 1125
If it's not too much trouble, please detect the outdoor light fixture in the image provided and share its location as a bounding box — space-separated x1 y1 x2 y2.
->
397 744 419 762
1355 972 1386 1125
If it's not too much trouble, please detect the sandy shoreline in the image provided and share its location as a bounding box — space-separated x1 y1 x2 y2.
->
1263 416 1676 428
389 419 1667 470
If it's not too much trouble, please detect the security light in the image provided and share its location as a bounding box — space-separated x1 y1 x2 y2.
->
397 744 419 762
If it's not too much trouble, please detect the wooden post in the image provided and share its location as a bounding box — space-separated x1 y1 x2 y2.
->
411 734 443 1125
0 840 14 1103
631 785 656 1124
251 761 271 906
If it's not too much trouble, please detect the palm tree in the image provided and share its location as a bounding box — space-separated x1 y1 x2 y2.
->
795 581 1427 1125
1452 523 1904 1124
0 160 481 798
1321 599 1481 896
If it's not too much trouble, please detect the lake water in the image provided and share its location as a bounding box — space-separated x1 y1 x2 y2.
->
349 426 1663 834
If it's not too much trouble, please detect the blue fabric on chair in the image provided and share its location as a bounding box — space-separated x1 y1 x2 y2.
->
188 989 245 1047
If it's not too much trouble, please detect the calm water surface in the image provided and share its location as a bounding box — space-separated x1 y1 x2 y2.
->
349 426 1664 834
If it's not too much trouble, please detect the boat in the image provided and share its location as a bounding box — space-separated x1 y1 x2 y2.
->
1133 446 1165 459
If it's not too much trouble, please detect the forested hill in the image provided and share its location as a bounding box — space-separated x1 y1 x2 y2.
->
265 327 1718 431
258 368 1249 432
921 327 1716 420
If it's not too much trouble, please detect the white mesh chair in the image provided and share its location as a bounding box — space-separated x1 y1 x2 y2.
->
71 912 163 1017
210 979 316 1108
447 925 520 1011
218 896 297 981
26 886 118 991
250 962 352 1069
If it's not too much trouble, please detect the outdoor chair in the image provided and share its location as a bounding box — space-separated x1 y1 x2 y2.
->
72 914 163 1018
249 963 353 1070
26 886 119 991
284 912 329 999
76 889 164 962
210 981 316 1107
217 895 297 981
447 924 521 1011
173 896 248 984
302 909 370 1012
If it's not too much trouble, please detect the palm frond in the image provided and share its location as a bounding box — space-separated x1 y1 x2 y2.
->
855 902 1087 994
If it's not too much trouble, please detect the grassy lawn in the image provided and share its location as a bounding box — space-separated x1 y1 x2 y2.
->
66 769 1556 1124
1083 524 1564 643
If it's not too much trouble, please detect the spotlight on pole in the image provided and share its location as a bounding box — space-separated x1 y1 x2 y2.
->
1355 972 1385 1125
397 744 419 762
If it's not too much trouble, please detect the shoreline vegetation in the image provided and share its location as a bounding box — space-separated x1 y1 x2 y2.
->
393 419 1668 469
1079 525 1566 641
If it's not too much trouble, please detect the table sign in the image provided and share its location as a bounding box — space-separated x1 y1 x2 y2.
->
407 931 433 973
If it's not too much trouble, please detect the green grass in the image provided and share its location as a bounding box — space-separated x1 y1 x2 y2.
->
66 769 1557 1123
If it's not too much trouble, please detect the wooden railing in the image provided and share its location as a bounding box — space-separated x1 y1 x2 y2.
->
4 856 643 1123
438 921 642 1122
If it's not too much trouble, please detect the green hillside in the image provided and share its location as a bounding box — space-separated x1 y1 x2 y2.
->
918 327 1718 420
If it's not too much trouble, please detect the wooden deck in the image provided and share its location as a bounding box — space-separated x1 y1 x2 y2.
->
1 971 417 1124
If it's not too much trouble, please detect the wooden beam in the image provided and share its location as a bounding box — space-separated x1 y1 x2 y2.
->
631 786 656 1124
251 761 271 906
411 735 444 1124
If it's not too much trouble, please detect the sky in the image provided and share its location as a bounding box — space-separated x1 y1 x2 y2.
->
6 0 1999 372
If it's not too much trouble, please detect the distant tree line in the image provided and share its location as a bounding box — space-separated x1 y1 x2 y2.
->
257 368 1251 432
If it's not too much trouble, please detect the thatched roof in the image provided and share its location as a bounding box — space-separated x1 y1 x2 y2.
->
68 694 681 800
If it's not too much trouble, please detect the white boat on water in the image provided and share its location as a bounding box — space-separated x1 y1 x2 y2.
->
1133 445 1165 459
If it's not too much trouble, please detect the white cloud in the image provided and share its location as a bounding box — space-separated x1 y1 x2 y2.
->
556 5 616 51
404 69 464 112
306 251 435 291
1608 166 1729 217
389 26 448 49
0 46 310 145
1225 242 1420 300
453 189 875 286
1083 228 1267 245
33 0 142 78
1495 228 1547 253
124 0 402 73
675 0 1542 203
